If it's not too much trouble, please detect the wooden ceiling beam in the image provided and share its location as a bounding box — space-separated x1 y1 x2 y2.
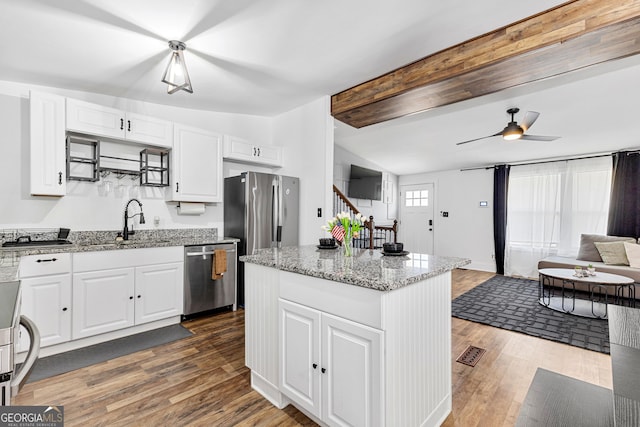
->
331 0 640 128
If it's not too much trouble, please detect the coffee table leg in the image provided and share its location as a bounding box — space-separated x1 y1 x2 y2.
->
561 279 576 313
590 284 607 319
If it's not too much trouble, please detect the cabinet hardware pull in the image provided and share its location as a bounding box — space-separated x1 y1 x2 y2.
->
321 368 326 374
257 148 261 156
36 258 57 263
176 182 179 192
137 295 141 298
58 172 62 185
62 307 68 312
127 120 131 132
312 363 317 369
120 118 124 130
129 296 133 300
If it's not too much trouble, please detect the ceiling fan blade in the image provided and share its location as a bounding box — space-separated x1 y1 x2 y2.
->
520 111 540 131
519 134 560 142
456 132 501 146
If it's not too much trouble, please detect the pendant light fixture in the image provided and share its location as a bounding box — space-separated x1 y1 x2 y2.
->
161 40 193 94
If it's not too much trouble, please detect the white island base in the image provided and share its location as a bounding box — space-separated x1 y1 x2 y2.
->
244 263 453 427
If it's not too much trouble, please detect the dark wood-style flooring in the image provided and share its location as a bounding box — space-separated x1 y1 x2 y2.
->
14 269 612 426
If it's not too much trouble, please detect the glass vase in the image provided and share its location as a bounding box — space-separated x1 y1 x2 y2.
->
343 231 353 257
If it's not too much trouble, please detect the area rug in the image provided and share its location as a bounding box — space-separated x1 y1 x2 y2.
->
451 275 610 354
25 324 193 383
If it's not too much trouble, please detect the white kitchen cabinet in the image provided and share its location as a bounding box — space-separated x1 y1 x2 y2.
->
279 298 383 427
134 262 184 324
72 267 136 339
30 91 66 196
66 98 173 147
168 124 223 203
18 253 72 352
72 247 184 339
223 135 282 167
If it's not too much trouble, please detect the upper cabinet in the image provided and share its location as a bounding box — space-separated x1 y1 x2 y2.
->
167 124 223 203
223 135 282 167
66 99 173 148
30 91 66 196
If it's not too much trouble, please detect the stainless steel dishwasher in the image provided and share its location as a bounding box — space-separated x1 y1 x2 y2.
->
183 242 237 318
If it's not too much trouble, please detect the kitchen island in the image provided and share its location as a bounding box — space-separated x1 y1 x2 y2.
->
240 245 470 427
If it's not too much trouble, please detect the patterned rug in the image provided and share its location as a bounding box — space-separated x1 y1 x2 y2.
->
452 275 610 354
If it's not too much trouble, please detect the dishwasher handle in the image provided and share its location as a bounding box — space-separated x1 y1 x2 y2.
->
186 249 237 257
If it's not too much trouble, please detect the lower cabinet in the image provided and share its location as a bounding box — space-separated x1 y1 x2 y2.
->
72 267 136 339
19 273 72 353
72 262 183 339
279 298 383 427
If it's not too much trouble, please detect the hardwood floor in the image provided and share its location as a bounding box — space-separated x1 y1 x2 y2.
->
14 269 612 426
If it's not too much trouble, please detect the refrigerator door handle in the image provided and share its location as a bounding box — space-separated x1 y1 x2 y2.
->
276 176 284 245
271 179 278 247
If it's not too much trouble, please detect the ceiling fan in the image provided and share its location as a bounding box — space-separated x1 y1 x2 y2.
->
456 108 560 145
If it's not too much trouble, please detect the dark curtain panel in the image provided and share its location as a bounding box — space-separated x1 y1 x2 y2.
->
607 152 640 238
493 165 510 275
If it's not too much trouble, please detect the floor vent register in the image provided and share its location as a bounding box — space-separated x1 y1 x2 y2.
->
456 345 486 367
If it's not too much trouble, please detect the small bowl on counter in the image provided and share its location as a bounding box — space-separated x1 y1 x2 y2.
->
383 242 404 253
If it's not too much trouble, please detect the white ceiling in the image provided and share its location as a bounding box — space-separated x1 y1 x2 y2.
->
3 0 638 175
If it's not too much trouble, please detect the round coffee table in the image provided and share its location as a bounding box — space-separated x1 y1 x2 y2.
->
538 268 636 319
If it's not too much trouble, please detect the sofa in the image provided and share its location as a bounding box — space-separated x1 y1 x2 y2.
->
537 234 640 300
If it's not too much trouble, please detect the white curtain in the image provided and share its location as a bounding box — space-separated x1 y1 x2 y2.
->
505 156 612 278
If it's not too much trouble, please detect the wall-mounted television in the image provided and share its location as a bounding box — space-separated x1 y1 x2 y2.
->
348 164 382 200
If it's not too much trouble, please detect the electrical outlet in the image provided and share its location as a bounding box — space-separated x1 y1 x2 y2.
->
442 211 449 217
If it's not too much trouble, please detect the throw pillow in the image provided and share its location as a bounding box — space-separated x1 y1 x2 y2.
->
624 242 640 268
576 234 636 262
594 241 630 265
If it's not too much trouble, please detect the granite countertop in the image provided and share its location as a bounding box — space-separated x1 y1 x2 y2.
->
0 236 239 258
240 245 470 291
0 228 239 281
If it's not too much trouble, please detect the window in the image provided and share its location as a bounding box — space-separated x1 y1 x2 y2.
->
505 157 612 278
405 190 429 207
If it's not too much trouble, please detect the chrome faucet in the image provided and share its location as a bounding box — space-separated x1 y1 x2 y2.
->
123 198 145 240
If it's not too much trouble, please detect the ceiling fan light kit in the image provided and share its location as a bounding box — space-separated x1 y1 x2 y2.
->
162 40 193 94
456 107 559 145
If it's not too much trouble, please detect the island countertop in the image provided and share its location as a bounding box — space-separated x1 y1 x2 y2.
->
240 245 470 291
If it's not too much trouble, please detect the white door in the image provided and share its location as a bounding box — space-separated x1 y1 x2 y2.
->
30 91 66 196
72 268 135 339
400 183 435 254
19 274 72 352
168 124 223 202
322 313 383 427
66 98 125 139
134 262 184 324
279 299 322 419
126 112 173 147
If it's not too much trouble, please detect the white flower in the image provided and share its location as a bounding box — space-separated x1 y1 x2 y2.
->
355 213 362 221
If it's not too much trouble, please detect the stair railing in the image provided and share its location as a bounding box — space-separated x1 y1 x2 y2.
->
332 185 398 249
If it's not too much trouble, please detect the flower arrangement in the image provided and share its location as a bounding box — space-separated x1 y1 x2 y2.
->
321 212 369 256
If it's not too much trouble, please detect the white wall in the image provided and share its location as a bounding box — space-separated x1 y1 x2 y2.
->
273 96 334 245
400 168 495 272
333 145 399 223
0 81 275 232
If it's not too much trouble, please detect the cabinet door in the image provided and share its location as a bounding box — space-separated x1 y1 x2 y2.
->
279 299 322 419
322 313 383 427
126 112 173 148
168 124 222 202
19 274 72 352
134 262 184 324
66 98 125 139
72 268 135 339
30 91 66 196
223 135 282 167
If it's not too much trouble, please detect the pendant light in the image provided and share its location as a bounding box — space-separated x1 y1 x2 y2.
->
161 40 193 94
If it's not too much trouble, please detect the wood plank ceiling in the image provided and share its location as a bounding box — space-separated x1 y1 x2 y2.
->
331 0 640 128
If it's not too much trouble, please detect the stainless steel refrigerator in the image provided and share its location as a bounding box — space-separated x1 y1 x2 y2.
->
224 172 299 306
